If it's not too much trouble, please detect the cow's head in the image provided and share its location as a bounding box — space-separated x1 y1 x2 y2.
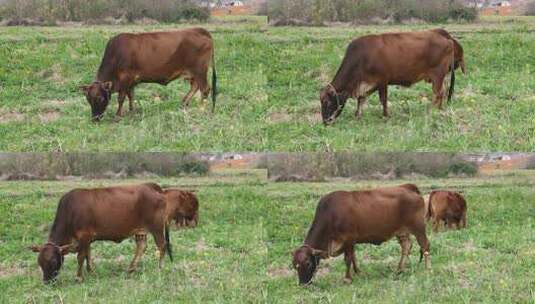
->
292 245 324 285
80 81 113 121
174 210 198 228
29 243 75 283
320 85 348 125
452 39 466 75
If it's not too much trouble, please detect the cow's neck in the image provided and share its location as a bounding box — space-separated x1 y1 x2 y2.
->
304 223 329 252
330 77 352 99
48 220 72 246
96 63 114 84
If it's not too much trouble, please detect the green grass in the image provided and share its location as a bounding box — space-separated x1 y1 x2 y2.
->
0 17 534 151
1 171 534 303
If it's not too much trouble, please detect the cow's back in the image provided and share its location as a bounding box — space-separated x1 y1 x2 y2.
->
59 184 166 240
343 30 453 85
319 186 425 240
98 28 214 83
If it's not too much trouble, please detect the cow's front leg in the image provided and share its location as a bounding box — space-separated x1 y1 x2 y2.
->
75 241 89 282
355 97 367 120
127 90 135 112
128 234 147 273
115 91 126 119
343 245 356 284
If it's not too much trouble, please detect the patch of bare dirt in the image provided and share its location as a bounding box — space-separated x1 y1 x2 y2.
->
195 239 208 252
0 111 25 124
268 111 292 123
305 112 322 124
0 264 24 278
39 110 61 123
46 99 68 107
38 64 65 85
462 240 477 252
268 266 292 278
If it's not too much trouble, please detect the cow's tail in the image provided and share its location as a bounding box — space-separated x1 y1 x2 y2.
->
211 47 217 113
165 224 173 262
447 48 456 103
427 191 436 221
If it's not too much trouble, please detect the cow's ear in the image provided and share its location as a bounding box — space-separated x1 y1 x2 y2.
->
101 81 113 92
29 245 42 253
59 244 76 255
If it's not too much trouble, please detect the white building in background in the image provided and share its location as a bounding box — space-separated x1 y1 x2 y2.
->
491 1 512 6
218 0 245 7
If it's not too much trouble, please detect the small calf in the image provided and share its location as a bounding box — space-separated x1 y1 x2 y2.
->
163 189 199 229
427 190 467 232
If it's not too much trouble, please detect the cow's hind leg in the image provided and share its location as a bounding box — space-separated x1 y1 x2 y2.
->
86 244 94 273
351 246 360 274
196 72 210 101
411 225 430 270
116 91 126 118
432 218 441 233
397 234 411 272
378 85 389 118
128 234 147 273
181 79 199 107
151 230 167 269
431 76 446 110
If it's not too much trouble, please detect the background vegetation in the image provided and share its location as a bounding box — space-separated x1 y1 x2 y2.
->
264 153 478 181
0 153 209 179
268 0 478 25
1 170 534 302
0 0 210 24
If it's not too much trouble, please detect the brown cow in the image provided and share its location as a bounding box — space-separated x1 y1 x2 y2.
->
320 29 465 125
427 190 467 232
29 183 172 283
292 184 430 285
80 27 217 121
163 189 199 229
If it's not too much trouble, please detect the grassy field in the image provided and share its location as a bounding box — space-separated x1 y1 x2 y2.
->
0 16 534 151
1 170 534 303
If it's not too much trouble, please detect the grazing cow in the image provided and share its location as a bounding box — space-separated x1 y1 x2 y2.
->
292 184 430 285
80 27 217 121
427 190 467 232
320 29 466 125
163 189 199 229
29 183 172 283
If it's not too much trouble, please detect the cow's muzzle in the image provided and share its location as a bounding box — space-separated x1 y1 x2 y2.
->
92 114 104 122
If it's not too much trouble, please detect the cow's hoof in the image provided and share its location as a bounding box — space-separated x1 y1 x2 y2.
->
75 276 84 283
113 116 123 123
127 267 136 273
343 278 353 284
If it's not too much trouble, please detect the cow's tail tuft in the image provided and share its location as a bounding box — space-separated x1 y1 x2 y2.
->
165 224 173 262
211 47 217 113
447 51 456 103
